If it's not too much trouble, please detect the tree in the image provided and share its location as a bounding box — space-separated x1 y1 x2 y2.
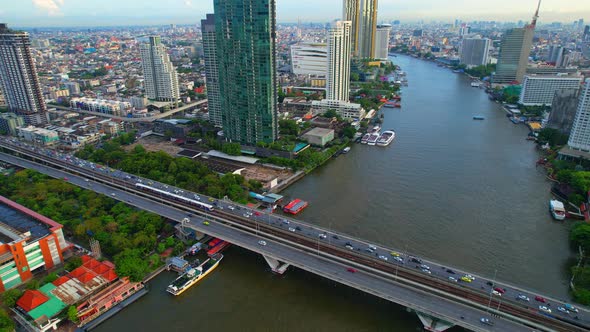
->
221 143 242 156
342 126 357 139
43 273 59 285
279 119 300 136
67 306 80 324
350 72 360 82
1 289 23 307
25 279 40 290
114 249 150 282
0 309 15 331
571 223 590 253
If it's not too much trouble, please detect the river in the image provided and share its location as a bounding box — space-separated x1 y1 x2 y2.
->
97 55 573 332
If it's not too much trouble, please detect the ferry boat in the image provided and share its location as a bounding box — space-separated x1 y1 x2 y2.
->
361 133 370 144
167 254 223 296
283 199 308 215
371 125 381 133
342 147 351 154
376 130 395 146
549 200 566 221
473 116 485 120
367 133 380 146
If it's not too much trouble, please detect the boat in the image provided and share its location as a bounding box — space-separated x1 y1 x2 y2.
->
167 253 223 296
549 200 566 221
383 101 401 108
470 82 481 88
473 116 485 120
283 199 308 215
342 147 351 154
361 133 370 144
371 125 381 133
367 133 380 146
376 130 395 146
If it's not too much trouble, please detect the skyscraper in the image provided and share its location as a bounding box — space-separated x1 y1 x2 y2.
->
139 36 180 102
201 14 222 127
567 79 590 151
492 1 540 85
326 21 353 102
0 23 48 126
375 24 392 60
358 0 378 59
460 37 491 68
214 0 278 144
343 0 360 56
290 43 328 76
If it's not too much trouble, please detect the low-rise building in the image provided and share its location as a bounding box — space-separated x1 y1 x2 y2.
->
0 112 25 135
71 97 131 116
17 126 59 146
311 99 365 120
518 74 583 106
301 127 335 147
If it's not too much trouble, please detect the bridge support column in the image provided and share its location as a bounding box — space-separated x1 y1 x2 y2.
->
416 312 455 332
262 255 290 275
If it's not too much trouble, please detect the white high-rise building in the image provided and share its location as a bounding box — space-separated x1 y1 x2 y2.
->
201 14 222 127
460 37 491 68
567 79 590 151
140 36 180 102
518 75 583 106
375 24 391 60
0 23 48 126
326 21 352 102
290 43 328 76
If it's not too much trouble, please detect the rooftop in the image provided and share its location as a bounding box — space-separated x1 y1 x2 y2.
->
0 197 55 244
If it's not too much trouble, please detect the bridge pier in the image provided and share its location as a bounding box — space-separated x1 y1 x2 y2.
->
415 311 455 332
262 255 290 274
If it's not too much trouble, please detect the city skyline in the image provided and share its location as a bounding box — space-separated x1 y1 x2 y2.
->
2 0 589 27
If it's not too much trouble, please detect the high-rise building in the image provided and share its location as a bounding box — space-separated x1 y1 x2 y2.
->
579 19 585 30
567 79 590 151
0 23 48 126
290 43 328 76
326 21 353 102
547 89 580 135
460 37 491 67
492 1 540 85
343 0 360 56
357 0 378 59
139 36 180 102
518 75 583 106
214 0 278 144
459 24 470 36
375 24 391 60
584 25 590 41
545 45 566 67
201 14 222 127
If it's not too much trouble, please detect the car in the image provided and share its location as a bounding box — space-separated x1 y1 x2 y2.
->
564 303 579 313
421 269 431 274
254 211 262 216
448 277 458 282
393 256 404 263
319 233 327 239
378 255 388 261
208 198 215 202
194 195 201 200
202 221 210 226
557 306 570 314
111 193 116 196
282 219 290 224
493 287 506 294
535 296 547 303
345 244 354 250
258 240 267 246
516 294 530 302
480 318 494 326
420 264 430 270
289 227 296 232
390 252 400 257
243 213 250 218
187 213 193 217
410 257 422 264
368 244 377 251
228 206 235 210
492 290 502 297
486 281 494 286
446 269 455 274
295 226 302 231
63 177 68 181
346 267 357 273
465 274 476 280
539 306 552 313
84 179 89 182
332 235 339 239
460 276 473 283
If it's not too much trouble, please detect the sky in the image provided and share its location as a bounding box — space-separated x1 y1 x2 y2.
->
1 0 589 27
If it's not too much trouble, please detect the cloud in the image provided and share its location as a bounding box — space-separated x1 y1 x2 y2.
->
32 0 64 16
184 0 193 8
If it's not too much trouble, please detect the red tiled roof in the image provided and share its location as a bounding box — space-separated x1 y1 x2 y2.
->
70 267 86 279
17 290 49 312
52 276 71 286
101 270 118 282
78 271 97 284
81 255 93 264
93 263 110 275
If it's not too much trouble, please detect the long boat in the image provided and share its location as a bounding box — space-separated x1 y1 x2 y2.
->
167 254 223 296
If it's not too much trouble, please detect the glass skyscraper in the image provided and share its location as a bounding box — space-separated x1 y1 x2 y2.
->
214 0 278 144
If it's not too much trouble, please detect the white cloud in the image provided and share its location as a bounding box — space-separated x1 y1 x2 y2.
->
184 0 193 8
32 0 64 16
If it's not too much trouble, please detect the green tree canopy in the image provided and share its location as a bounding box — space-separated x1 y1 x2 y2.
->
114 249 151 282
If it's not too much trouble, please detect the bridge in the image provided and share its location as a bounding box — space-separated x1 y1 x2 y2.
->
0 138 588 332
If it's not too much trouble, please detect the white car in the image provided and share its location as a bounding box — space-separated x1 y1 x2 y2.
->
345 244 354 250
420 264 430 270
368 244 377 251
318 233 327 239
492 290 502 297
378 255 388 261
289 227 296 232
421 268 432 274
258 240 267 246
516 294 530 302
557 306 569 314
243 213 250 218
448 277 458 282
465 274 476 280
228 206 235 210
393 256 404 263
539 306 552 313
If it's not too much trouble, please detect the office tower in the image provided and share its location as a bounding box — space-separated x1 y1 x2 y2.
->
0 23 48 126
374 24 391 60
358 0 378 58
547 89 580 135
139 36 180 102
459 24 470 36
584 25 590 41
201 14 222 127
567 79 590 151
214 0 278 144
460 37 491 67
518 75 583 106
579 19 585 30
545 45 566 67
343 0 360 56
290 43 328 76
492 0 540 85
326 21 352 102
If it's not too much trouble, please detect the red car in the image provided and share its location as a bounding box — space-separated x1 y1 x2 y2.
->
535 296 546 303
494 287 506 294
254 211 262 216
63 177 68 181
346 268 357 273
